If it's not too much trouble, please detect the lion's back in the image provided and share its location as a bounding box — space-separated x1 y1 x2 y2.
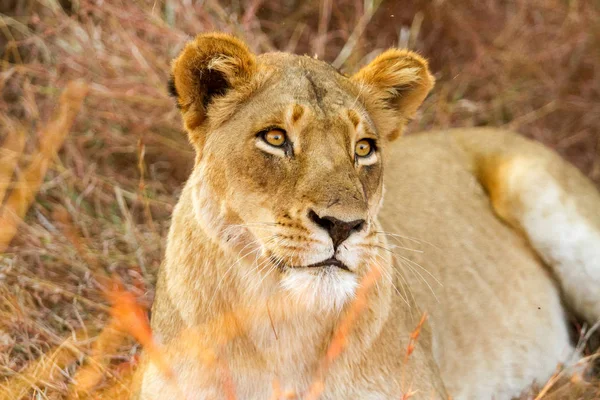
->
379 129 573 399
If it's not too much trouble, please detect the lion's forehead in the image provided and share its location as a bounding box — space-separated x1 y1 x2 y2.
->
256 53 362 113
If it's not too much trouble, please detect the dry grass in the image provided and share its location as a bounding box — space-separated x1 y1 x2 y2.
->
0 0 599 399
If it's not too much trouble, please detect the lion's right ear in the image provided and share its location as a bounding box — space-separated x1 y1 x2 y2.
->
169 33 256 133
351 49 434 141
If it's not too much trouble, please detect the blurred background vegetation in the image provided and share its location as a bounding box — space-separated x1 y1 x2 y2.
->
0 0 599 398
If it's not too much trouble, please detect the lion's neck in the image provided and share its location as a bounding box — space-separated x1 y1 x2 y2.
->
159 184 393 385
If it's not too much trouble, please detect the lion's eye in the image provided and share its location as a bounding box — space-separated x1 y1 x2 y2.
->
262 129 287 147
355 139 374 158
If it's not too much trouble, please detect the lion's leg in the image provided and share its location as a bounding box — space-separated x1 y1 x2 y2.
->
465 130 600 326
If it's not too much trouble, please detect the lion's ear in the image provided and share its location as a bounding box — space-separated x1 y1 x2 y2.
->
351 49 434 140
170 33 256 132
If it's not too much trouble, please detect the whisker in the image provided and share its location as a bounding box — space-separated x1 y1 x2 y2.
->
256 244 292 288
396 256 440 303
374 230 442 251
252 258 278 292
369 253 411 307
358 243 423 254
238 237 286 282
243 249 280 295
207 248 262 308
207 235 278 308
371 252 412 307
395 253 442 287
373 243 442 287
374 230 424 244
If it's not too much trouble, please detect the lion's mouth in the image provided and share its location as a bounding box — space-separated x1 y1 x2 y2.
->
275 256 351 272
305 257 350 271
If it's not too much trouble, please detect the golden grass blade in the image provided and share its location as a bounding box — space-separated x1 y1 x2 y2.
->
67 319 128 399
0 80 88 253
331 0 383 69
400 312 428 397
0 126 26 204
81 372 134 400
0 331 84 400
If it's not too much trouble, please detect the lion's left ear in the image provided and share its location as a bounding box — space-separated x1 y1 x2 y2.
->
351 49 434 140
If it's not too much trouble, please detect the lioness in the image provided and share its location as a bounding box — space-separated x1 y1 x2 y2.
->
133 33 600 399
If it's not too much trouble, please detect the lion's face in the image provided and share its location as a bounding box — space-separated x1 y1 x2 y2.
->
195 56 385 309
170 34 433 311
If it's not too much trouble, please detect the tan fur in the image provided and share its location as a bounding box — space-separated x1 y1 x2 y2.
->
133 33 600 399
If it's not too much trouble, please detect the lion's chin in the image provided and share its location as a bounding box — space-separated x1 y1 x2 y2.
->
279 266 358 313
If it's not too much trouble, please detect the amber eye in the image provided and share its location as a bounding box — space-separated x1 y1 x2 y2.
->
262 129 287 147
355 139 374 158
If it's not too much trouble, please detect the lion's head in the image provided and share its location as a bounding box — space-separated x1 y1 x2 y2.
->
169 33 434 311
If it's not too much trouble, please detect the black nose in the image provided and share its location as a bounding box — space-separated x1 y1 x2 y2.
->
308 209 365 249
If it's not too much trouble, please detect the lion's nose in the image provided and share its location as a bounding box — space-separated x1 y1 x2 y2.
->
308 209 365 249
